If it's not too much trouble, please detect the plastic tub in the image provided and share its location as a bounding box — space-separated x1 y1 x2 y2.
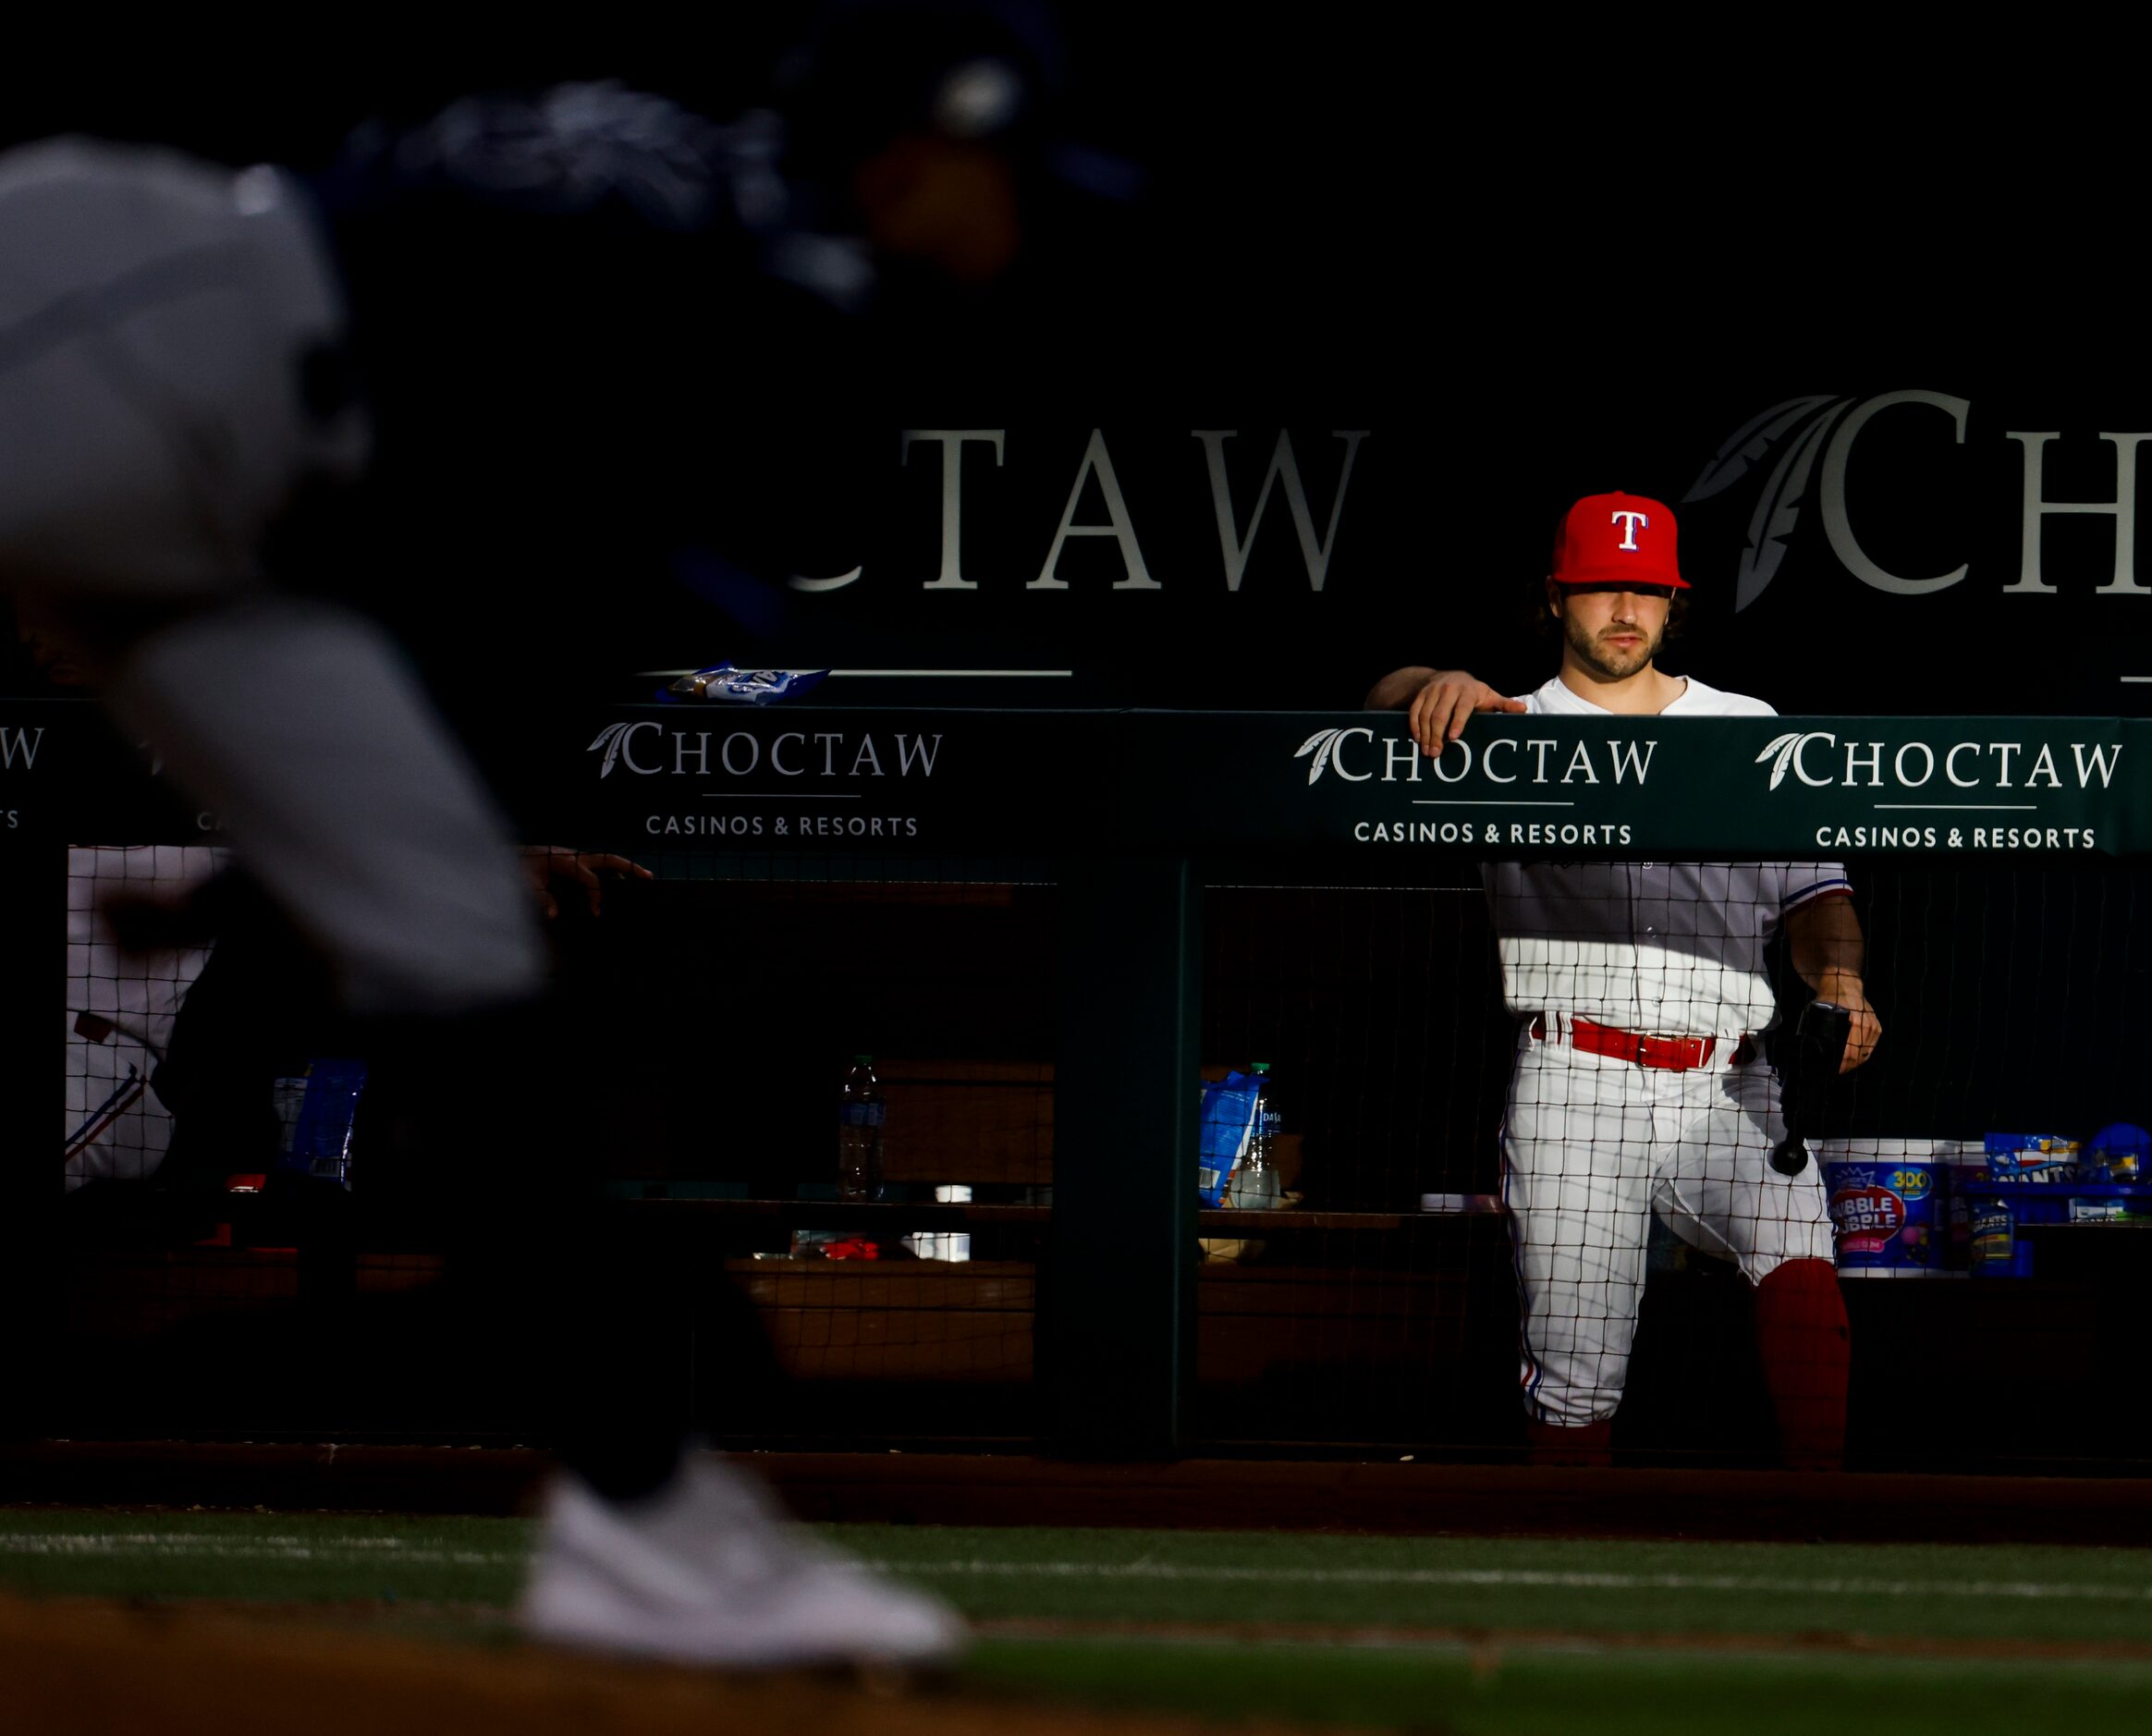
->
1821 1150 1957 1278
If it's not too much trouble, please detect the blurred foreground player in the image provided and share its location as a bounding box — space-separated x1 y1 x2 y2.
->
1366 493 1881 1470
0 92 973 1664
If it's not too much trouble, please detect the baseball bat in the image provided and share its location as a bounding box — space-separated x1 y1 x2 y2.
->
1768 999 1853 1177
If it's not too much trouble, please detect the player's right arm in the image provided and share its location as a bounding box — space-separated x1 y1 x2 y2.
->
1363 666 1527 757
520 847 655 921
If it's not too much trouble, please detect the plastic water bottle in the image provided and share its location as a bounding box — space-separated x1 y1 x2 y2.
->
838 1055 886 1204
1229 1061 1283 1208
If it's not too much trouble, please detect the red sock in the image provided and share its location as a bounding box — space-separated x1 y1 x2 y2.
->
1523 1419 1613 1468
1755 1258 1850 1472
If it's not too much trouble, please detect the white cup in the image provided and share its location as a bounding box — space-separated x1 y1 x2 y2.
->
903 1230 973 1262
916 1186 973 1259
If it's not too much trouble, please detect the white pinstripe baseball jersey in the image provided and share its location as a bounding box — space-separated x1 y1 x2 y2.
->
1485 675 1851 1039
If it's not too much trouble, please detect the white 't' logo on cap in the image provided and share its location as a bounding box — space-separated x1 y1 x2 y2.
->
1610 509 1648 550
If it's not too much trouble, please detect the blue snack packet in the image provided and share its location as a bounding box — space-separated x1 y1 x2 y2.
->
656 663 829 704
272 1057 368 1189
1984 1132 2077 1181
1197 1071 1264 1207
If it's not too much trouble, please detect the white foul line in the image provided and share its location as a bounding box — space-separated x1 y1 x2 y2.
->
863 1560 2152 1603
8 1535 2147 1608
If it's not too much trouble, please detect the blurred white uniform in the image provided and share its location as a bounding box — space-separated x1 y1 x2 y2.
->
2 122 960 1669
0 140 543 1017
1490 675 1851 1427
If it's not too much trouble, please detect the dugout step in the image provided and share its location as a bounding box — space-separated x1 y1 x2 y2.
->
19 1443 2152 1546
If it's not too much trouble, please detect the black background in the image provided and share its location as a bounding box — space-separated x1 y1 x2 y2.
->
6 14 2139 718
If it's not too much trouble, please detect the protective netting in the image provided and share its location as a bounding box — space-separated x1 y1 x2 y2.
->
50 843 2152 1469
610 860 1056 1447
54 848 1051 1448
1197 861 2152 1469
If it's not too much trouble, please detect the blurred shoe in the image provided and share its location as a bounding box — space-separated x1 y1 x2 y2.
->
520 1455 965 1669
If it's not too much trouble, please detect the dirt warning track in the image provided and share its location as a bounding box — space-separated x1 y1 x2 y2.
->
0 1595 1308 1736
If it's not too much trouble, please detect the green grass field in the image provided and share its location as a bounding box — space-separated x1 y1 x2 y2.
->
6 1511 2152 1731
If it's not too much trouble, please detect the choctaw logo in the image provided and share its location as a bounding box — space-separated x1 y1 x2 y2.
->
1294 726 1657 788
1693 386 2152 608
588 723 642 779
1753 726 2120 795
1294 727 1360 784
1755 730 1837 790
585 721 943 780
1686 395 1859 612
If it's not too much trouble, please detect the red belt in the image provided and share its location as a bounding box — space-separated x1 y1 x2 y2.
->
1531 1013 1755 1071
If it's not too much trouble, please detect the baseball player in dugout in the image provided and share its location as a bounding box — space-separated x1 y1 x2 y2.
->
1366 492 1882 1471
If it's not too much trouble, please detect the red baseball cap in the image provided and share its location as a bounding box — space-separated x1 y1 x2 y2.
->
1550 491 1688 590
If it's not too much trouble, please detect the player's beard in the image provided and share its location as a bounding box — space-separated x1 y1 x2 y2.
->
1563 609 1663 681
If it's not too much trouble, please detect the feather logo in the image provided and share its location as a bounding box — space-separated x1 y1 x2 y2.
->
587 721 633 778
1756 729 1835 790
1733 397 1854 612
1295 727 1343 784
1687 394 1863 614
1684 397 1838 503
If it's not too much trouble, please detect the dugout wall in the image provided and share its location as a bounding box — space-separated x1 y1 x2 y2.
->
14 700 2152 1470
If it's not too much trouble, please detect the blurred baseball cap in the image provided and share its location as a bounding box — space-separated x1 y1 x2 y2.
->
1550 491 1688 591
776 0 1066 177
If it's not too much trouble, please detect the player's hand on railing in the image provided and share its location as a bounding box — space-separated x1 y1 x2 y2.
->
1407 670 1526 757
520 847 655 920
1815 969 1881 1072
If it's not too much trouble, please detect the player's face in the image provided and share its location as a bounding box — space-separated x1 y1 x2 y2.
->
1553 584 1670 680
